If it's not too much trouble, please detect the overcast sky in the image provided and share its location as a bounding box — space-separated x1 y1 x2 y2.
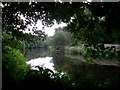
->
20 13 67 36
36 20 67 36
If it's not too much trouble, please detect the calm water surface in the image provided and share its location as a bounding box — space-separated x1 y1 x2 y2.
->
26 57 54 71
25 48 120 87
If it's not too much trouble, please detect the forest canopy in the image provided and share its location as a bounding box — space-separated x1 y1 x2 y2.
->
2 2 120 45
2 2 120 90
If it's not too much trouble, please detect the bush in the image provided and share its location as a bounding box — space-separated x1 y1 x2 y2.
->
3 46 29 89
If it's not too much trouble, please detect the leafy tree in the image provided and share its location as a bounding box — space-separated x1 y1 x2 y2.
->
2 2 120 89
2 2 80 42
2 45 29 89
2 2 120 46
51 27 72 49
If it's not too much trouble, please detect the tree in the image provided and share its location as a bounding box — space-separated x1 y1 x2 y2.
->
2 2 120 89
2 2 120 45
51 27 72 49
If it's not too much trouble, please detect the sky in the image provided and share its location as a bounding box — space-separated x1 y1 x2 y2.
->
20 15 67 36
87 0 92 2
20 0 94 36
24 20 67 36
21 0 94 36
36 20 67 36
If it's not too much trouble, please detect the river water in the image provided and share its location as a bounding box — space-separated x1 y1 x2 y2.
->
25 48 120 88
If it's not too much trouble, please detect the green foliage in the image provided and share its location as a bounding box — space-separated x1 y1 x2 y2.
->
65 49 82 55
65 44 119 61
83 44 119 60
3 46 29 81
2 2 120 43
15 66 73 90
27 36 51 49
51 27 72 48
21 66 120 89
25 48 52 60
2 2 120 51
2 2 80 42
2 2 120 90
65 2 120 49
2 28 46 52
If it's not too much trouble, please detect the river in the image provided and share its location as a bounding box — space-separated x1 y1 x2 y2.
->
25 48 120 88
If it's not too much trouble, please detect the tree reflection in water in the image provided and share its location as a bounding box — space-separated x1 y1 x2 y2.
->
25 48 120 88
52 50 120 88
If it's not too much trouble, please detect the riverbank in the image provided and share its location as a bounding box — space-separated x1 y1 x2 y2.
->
65 54 120 67
65 45 120 67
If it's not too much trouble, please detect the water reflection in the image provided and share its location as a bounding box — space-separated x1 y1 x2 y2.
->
25 48 120 88
26 57 55 71
52 52 120 88
25 48 52 60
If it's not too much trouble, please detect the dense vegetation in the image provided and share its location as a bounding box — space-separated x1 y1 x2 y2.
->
51 27 72 51
2 1 120 90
